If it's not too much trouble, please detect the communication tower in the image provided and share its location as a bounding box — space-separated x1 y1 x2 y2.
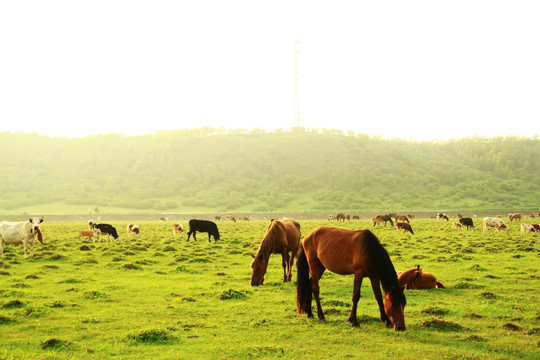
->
292 39 302 129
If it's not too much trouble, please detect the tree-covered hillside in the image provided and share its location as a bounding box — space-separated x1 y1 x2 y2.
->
0 130 538 213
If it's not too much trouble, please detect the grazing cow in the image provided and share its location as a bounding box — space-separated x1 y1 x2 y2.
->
396 222 414 235
77 230 94 241
520 223 537 235
372 215 394 227
172 223 184 236
187 219 221 242
459 217 475 231
398 265 445 289
452 221 462 230
483 217 509 235
127 224 140 237
436 213 449 221
0 217 44 259
88 221 120 242
509 213 522 222
525 212 535 218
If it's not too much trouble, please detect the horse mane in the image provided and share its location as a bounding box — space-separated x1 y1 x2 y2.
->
254 220 282 262
362 230 406 307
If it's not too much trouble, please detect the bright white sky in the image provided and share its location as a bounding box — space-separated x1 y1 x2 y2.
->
1 1 539 141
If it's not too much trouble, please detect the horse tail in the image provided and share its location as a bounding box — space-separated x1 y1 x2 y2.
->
436 281 445 288
296 245 312 316
409 226 414 235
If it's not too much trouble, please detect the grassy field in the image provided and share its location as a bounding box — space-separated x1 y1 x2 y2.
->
0 219 538 359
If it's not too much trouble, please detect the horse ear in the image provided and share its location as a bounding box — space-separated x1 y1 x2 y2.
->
29 218 32 223
401 284 407 292
39 217 44 223
250 253 255 258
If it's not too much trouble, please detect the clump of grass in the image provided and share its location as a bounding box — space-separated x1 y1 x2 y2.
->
25 274 40 279
126 329 176 344
420 307 449 316
2 299 24 309
464 335 487 342
469 264 487 271
480 291 498 299
41 338 70 349
84 291 107 300
422 319 466 331
454 281 484 289
502 323 520 331
219 289 247 300
0 315 14 324
58 278 82 284
175 266 197 274
122 263 142 270
79 245 91 251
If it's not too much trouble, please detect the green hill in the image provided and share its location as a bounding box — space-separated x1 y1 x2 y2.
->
0 130 538 214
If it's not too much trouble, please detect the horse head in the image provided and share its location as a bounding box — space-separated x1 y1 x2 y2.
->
250 252 268 286
384 286 406 331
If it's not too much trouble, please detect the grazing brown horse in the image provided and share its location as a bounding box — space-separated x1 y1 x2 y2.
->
509 213 522 222
394 214 409 223
336 213 348 222
296 227 406 330
372 215 394 227
398 265 445 289
250 218 301 286
396 222 414 235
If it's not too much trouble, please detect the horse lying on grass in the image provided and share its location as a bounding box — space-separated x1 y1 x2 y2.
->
397 265 445 289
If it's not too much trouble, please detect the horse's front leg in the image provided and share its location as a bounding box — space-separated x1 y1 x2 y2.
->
281 251 290 282
370 277 391 327
349 273 364 326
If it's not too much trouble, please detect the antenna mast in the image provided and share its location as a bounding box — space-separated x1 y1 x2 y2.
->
292 39 302 129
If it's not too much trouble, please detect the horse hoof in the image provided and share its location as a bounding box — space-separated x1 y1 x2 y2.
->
318 318 327 323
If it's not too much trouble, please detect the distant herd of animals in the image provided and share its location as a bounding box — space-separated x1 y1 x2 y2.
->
0 211 538 332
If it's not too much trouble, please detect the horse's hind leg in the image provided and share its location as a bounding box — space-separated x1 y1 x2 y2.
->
370 277 391 327
281 252 290 282
348 274 364 326
310 260 327 322
287 250 296 281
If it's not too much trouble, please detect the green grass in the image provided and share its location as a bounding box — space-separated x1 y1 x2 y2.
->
0 219 538 359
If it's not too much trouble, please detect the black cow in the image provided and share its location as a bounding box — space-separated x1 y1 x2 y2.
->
437 213 449 221
88 221 119 242
459 217 475 231
187 219 221 242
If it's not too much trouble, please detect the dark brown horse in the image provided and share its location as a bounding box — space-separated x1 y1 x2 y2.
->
372 215 394 227
250 218 301 286
398 265 445 289
296 227 406 330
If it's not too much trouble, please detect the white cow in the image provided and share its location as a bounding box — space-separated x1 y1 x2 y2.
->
483 217 509 235
520 223 537 236
0 217 44 259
